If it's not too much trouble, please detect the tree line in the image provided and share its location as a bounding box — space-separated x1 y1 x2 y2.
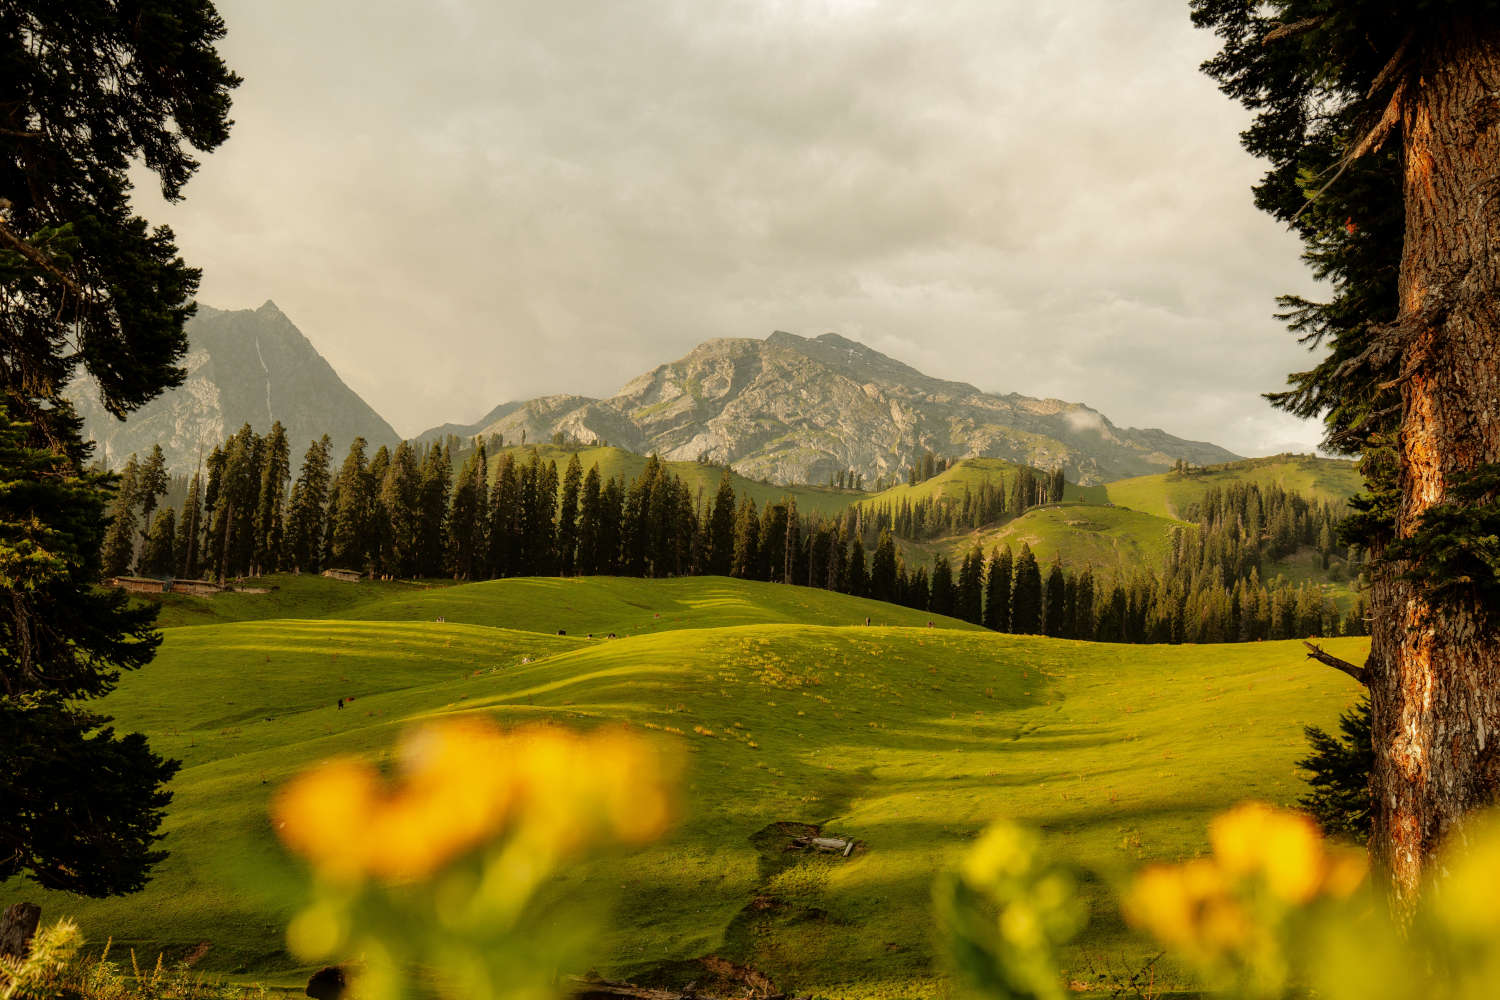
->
100 426 1363 645
863 464 1067 540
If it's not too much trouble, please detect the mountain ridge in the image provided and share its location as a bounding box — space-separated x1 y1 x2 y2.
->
419 330 1238 485
70 300 399 472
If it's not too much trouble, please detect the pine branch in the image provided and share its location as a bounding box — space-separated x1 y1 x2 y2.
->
1303 641 1368 686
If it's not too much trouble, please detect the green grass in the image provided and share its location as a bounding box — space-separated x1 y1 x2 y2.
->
1103 455 1362 520
13 577 1368 997
485 444 860 517
857 458 1098 511
146 574 978 633
896 502 1187 576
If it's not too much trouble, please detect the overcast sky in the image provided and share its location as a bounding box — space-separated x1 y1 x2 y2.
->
134 0 1332 454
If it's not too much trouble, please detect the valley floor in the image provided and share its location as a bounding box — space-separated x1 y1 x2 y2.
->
7 576 1366 999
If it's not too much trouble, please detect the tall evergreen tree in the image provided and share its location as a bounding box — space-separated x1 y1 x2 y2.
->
331 437 373 572
0 0 237 894
176 469 204 579
576 464 602 576
416 444 452 577
1193 1 1500 894
984 546 1013 632
380 441 422 578
446 443 487 580
844 534 868 598
558 454 583 575
928 554 955 617
870 530 898 602
138 508 176 579
707 471 736 576
956 545 985 624
136 445 169 548
1042 559 1067 637
1010 543 1043 634
731 498 759 579
100 455 140 577
285 436 332 573
252 423 290 574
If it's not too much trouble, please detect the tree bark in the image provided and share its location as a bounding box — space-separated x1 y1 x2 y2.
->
1372 15 1500 903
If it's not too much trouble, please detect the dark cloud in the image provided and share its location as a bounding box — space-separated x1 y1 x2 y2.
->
133 0 1331 455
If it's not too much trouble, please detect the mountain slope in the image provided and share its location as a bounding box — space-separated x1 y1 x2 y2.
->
69 301 399 471
428 332 1239 486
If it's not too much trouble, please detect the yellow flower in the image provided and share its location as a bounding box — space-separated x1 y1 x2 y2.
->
1127 858 1247 956
273 719 677 885
1209 802 1367 904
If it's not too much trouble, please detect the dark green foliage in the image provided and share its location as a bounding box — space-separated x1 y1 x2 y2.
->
1297 698 1374 843
928 555 955 617
956 545 984 625
869 530 898 602
285 436 332 574
379 441 421 578
99 454 140 577
0 405 177 896
0 0 238 418
984 546 1012 632
732 498 759 579
1382 464 1500 623
416 445 451 577
557 454 582 575
137 507 176 578
252 424 289 574
1010 544 1042 634
175 470 203 578
576 464 602 576
707 471 737 576
136 446 169 540
844 534 867 598
446 444 487 580
1042 561 1067 637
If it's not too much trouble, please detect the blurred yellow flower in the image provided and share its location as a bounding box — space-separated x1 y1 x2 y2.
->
1210 803 1367 904
273 719 678 885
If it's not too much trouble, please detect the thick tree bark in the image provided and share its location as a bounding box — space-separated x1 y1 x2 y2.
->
1372 15 1500 902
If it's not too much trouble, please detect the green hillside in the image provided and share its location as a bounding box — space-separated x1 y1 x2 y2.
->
19 577 1366 998
896 502 1186 576
477 443 860 517
857 457 1102 510
147 574 976 632
1103 454 1361 520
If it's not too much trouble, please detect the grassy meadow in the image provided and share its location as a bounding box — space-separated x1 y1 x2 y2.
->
10 575 1366 998
1102 456 1362 520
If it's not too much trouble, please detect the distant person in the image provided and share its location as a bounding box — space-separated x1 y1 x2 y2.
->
336 698 344 710
864 616 870 626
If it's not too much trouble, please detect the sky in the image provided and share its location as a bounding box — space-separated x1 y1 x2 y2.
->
134 0 1333 455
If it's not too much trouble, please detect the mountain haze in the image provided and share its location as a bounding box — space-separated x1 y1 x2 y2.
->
70 302 399 472
423 332 1239 485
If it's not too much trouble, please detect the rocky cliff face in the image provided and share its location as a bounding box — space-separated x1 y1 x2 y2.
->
427 332 1239 485
70 301 399 472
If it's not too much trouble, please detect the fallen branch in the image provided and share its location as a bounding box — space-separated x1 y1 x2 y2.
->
1303 641 1368 686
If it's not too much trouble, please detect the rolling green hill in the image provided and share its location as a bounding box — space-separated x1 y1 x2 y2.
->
856 457 1102 511
895 502 1186 576
473 443 860 517
1103 454 1361 520
17 576 1365 998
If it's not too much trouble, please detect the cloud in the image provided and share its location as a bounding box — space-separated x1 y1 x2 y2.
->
1065 409 1107 435
131 0 1330 454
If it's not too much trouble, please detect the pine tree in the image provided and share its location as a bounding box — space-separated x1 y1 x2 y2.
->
1194 0 1500 897
707 471 737 576
138 508 177 579
252 423 290 574
576 464 603 576
1010 543 1043 634
380 441 422 578
558 454 583 575
956 546 984 624
984 546 1012 632
870 530 898 602
0 2 235 894
285 436 332 573
136 445 169 548
416 445 452 577
844 534 868 597
176 470 204 579
331 437 372 572
100 455 140 577
1298 699 1374 844
731 498 759 579
446 444 487 580
928 554 955 616
1042 560 1067 637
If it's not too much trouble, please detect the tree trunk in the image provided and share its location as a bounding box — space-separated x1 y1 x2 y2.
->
1372 15 1500 902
